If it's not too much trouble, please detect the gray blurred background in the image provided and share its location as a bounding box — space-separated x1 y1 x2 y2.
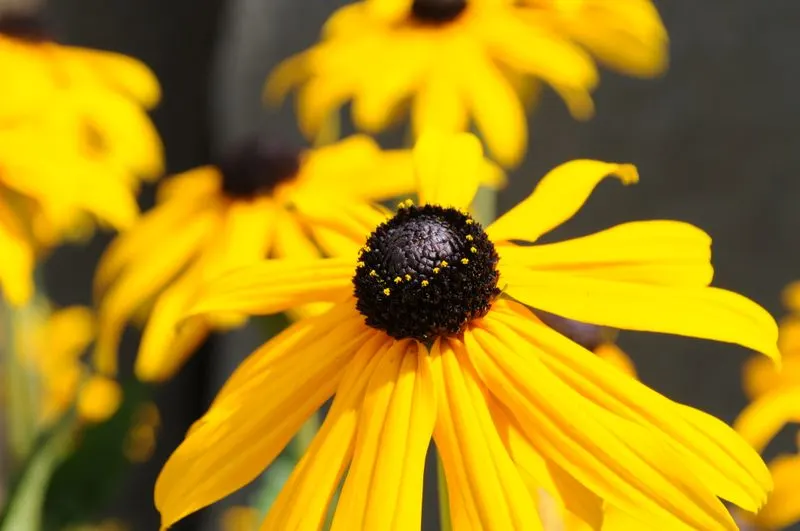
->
43 0 800 528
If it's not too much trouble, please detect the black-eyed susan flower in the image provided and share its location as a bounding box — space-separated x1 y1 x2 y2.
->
18 306 121 425
94 135 496 381
156 133 778 530
267 0 666 167
0 11 163 184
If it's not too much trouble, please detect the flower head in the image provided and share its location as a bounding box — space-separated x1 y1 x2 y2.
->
267 0 666 167
156 133 778 530
93 135 494 381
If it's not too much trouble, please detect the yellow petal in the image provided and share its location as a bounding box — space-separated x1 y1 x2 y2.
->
66 46 162 107
593 343 638 378
460 48 527 167
497 220 713 287
94 211 213 374
46 306 95 362
465 324 738 530
414 132 483 210
501 266 780 362
77 375 122 423
297 74 355 140
293 198 388 250
0 201 34 305
155 305 373 528
261 335 393 531
135 266 210 382
365 0 412 22
754 453 800 530
412 74 469 138
430 338 542 531
331 341 434 530
487 161 638 243
733 388 800 453
488 301 771 512
489 398 603 529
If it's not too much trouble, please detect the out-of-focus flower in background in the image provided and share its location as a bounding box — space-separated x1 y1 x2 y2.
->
267 0 666 167
735 288 800 531
155 133 777 530
92 135 429 381
17 305 120 426
220 506 260 531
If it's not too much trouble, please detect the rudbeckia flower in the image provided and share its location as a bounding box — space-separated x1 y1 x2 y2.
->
267 0 666 167
94 135 489 381
18 306 121 425
157 134 778 530
0 11 163 183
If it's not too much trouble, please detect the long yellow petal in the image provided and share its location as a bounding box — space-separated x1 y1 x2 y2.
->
184 257 354 321
94 211 213 374
488 301 771 511
414 132 483 210
431 338 542 531
331 341 434 531
733 388 800 453
0 201 34 305
497 220 713 287
754 453 800 530
155 306 373 528
412 73 468 138
489 397 603 529
260 335 393 531
501 266 780 362
487 161 638 243
465 325 738 530
460 47 527 168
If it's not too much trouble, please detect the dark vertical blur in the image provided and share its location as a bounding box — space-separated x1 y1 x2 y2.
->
45 0 225 528
40 0 800 528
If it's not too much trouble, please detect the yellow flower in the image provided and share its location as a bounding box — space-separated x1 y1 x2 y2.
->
20 306 121 425
156 133 778 530
220 506 260 531
267 0 666 167
0 12 163 183
94 135 491 381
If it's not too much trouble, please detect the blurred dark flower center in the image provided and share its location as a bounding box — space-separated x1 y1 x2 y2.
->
217 138 301 199
411 0 467 24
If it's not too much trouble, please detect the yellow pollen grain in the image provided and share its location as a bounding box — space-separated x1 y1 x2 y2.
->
404 199 414 207
394 276 402 284
404 274 411 281
357 261 365 268
465 235 474 241
470 247 477 253
433 267 440 274
421 280 429 287
440 261 449 268
466 219 474 225
461 258 469 265
369 270 378 277
383 288 391 296
363 246 371 252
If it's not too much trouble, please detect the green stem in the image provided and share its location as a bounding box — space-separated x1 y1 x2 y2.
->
436 452 451 531
0 413 74 531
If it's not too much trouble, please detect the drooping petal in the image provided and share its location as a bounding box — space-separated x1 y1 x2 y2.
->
94 210 215 374
260 336 392 531
488 396 603 529
430 338 542 531
497 220 713 287
414 133 483 210
459 47 527 168
68 46 162 107
487 161 638 244
464 324 738 530
184 258 355 320
293 197 389 248
155 305 375 528
331 341 434 530
753 453 800 530
135 265 211 382
488 300 772 511
0 201 34 305
501 266 780 362
412 73 469 138
733 388 800 453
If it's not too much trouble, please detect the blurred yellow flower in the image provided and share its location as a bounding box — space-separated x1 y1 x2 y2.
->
220 506 260 531
156 134 777 530
267 0 666 167
20 306 120 425
0 12 163 183
94 135 489 381
124 402 161 463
